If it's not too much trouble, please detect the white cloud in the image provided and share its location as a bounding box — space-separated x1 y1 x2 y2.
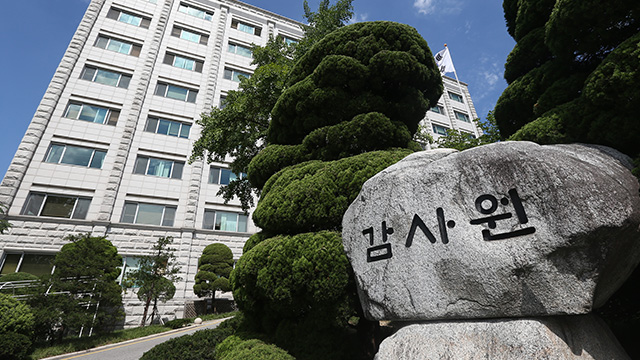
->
348 12 369 24
483 71 500 87
414 0 464 16
414 0 436 15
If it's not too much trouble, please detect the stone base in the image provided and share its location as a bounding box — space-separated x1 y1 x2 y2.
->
375 314 629 360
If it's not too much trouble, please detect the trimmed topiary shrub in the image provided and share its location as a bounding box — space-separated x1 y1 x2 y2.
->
140 319 237 360
216 335 295 360
302 112 412 162
231 231 354 332
253 149 412 235
566 32 640 157
194 243 234 301
268 21 442 145
247 144 308 190
243 232 270 254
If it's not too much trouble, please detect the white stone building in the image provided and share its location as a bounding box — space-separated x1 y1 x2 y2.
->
0 0 303 325
0 0 479 326
423 75 481 146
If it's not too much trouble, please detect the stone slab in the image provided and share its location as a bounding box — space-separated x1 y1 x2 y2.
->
342 142 640 320
375 315 630 360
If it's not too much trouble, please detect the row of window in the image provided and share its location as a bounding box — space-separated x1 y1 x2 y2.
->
63 101 191 140
18 192 249 232
105 4 290 45
432 124 476 138
42 142 242 183
102 3 302 67
429 105 471 123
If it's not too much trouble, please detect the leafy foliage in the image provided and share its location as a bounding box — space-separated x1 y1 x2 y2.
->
296 0 354 57
140 315 244 360
50 234 123 334
194 243 234 300
0 293 34 337
0 272 39 283
436 111 501 151
0 331 32 360
499 1 640 356
544 0 640 64
269 21 443 145
191 1 355 210
231 232 354 331
216 335 295 360
126 237 181 326
253 149 412 235
248 113 413 190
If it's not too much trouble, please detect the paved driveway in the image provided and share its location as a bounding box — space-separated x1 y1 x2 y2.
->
44 318 229 360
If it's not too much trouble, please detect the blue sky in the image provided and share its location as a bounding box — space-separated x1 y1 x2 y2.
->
0 0 514 180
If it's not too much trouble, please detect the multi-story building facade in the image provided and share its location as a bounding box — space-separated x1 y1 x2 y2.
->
423 75 480 146
0 0 303 325
0 0 480 325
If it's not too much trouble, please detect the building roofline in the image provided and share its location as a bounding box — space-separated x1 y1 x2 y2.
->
443 74 468 86
193 0 306 29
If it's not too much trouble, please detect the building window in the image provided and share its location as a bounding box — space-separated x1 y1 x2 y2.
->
154 82 197 103
203 210 248 232
219 95 227 109
0 253 55 277
448 92 464 103
430 105 444 114
21 193 91 219
121 202 176 226
231 19 261 36
116 256 141 286
95 35 141 56
45 144 106 169
163 53 203 72
64 102 119 125
106 8 150 28
223 68 251 82
432 124 449 136
208 166 245 185
279 35 298 45
171 26 209 45
454 111 470 122
145 117 191 138
228 42 252 58
134 156 184 179
461 131 476 139
178 3 213 21
81 66 131 89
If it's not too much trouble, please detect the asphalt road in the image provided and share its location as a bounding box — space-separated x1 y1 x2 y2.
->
44 318 229 360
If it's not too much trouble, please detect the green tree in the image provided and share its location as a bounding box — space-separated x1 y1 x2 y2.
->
190 0 354 211
234 21 442 359
0 293 34 360
126 237 181 326
498 1 640 357
436 111 501 151
49 234 123 336
193 243 233 312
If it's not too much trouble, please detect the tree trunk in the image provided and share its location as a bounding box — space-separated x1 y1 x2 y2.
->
141 296 152 326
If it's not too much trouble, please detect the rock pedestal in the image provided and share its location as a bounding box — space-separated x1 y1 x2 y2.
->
375 315 629 360
341 142 640 359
